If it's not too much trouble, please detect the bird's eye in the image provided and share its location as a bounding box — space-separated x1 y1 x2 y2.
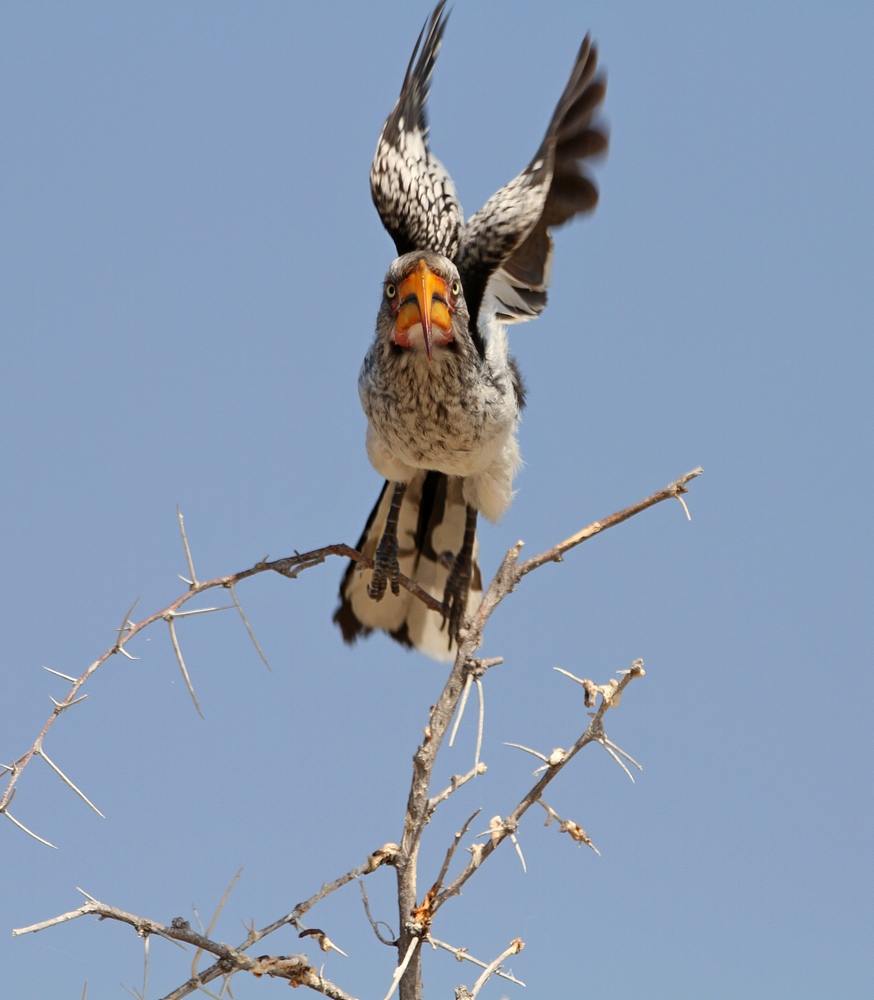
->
385 283 397 299
450 280 461 297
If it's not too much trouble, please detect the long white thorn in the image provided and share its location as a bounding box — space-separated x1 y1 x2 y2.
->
38 749 105 817
474 678 484 769
49 693 89 711
602 736 643 771
553 665 588 686
177 506 198 586
230 583 272 671
167 605 234 618
142 931 150 999
600 741 635 783
510 833 527 873
449 672 473 748
116 597 140 649
42 666 78 683
503 742 549 762
167 617 203 718
382 937 419 1000
2 809 57 848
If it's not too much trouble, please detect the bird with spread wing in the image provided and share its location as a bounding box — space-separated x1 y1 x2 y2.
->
334 1 607 661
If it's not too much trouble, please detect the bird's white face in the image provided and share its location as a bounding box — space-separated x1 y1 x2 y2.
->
385 256 461 360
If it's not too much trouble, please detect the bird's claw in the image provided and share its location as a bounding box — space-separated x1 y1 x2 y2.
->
369 533 400 602
442 552 472 642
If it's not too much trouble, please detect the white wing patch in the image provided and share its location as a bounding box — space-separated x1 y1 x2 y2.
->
371 124 463 257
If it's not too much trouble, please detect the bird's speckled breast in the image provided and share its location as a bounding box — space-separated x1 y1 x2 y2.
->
359 344 517 478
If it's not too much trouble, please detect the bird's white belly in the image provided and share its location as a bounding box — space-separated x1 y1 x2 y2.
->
363 396 520 524
375 413 512 477
360 339 521 522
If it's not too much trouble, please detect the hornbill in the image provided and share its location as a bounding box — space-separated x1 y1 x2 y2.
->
334 1 607 661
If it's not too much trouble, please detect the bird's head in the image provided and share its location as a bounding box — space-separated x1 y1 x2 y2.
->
379 251 467 361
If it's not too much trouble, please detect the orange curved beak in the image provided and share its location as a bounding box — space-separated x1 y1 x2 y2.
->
394 259 452 361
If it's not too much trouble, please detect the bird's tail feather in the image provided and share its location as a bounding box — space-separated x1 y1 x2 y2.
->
334 471 482 663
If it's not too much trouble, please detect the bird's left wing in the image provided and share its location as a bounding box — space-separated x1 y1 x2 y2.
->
456 35 607 325
370 0 464 258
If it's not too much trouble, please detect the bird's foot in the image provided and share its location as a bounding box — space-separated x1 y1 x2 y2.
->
369 531 400 602
442 550 472 642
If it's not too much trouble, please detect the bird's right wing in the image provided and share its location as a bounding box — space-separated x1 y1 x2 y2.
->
457 35 607 325
370 1 464 259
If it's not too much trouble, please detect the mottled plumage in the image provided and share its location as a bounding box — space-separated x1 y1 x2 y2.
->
361 252 521 523
335 2 607 661
369 4 462 259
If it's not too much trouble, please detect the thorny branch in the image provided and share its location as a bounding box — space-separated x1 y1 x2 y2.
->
468 938 525 998
426 936 526 988
12 895 342 993
0 542 439 841
147 844 402 998
1 466 700 844
516 466 703 577
367 468 701 1000
432 661 645 913
8 467 701 1000
14 846 401 1000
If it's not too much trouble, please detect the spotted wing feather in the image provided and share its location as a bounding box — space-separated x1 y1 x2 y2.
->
457 35 607 325
370 1 464 259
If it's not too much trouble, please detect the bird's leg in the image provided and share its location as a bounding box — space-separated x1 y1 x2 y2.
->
368 481 408 602
443 504 478 642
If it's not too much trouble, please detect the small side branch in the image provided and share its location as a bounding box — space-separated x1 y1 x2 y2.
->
429 810 482 900
0 544 431 831
517 467 703 577
434 661 646 912
359 881 396 946
538 800 600 855
427 763 487 813
288 845 401 930
14 896 359 1000
468 938 524 998
426 936 525 988
157 846 399 996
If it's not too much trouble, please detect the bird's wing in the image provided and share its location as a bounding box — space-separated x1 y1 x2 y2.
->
457 35 607 325
370 0 464 258
334 472 481 663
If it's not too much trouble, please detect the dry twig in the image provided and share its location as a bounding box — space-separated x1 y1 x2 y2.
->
426 936 525 988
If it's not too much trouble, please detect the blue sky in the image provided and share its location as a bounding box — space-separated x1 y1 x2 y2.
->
2 2 872 997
